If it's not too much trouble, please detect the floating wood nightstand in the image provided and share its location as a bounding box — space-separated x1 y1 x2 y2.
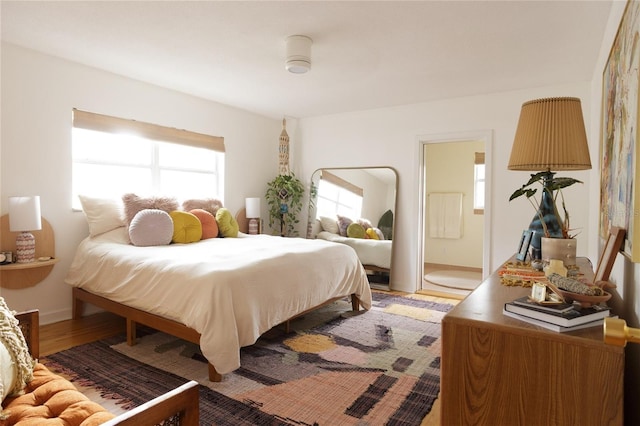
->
0 214 58 289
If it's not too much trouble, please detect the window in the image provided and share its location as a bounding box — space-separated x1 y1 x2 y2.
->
316 171 363 219
474 152 485 214
71 109 224 209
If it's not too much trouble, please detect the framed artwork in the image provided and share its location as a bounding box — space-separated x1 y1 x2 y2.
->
600 0 640 262
516 230 533 262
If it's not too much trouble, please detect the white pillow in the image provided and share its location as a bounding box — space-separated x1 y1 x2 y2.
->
128 209 173 247
0 342 16 409
0 297 34 409
319 216 339 234
308 219 322 239
78 195 126 237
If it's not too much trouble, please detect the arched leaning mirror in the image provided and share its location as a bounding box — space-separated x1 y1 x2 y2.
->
307 167 398 290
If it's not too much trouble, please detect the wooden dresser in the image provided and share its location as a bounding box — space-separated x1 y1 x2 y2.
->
440 257 624 425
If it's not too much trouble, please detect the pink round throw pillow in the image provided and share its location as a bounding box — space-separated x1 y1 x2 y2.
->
189 209 218 239
128 209 173 246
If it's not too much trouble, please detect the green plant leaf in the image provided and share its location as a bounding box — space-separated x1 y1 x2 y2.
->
265 173 306 237
508 172 583 237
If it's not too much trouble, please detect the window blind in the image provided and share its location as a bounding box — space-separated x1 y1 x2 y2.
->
72 108 225 152
320 170 363 197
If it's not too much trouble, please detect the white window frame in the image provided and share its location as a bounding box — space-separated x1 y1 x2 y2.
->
316 170 363 219
474 152 485 214
71 109 225 209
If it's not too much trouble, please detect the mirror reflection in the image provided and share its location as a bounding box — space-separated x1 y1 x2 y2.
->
421 140 485 297
307 167 398 288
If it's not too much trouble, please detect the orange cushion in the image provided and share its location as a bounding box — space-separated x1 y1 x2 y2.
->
189 209 219 239
2 363 115 425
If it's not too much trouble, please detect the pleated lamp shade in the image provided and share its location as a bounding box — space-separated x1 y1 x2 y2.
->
508 97 591 171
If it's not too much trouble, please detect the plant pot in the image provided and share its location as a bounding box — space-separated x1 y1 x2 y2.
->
541 237 576 266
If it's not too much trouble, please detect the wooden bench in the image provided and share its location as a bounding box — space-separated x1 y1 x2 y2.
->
2 310 199 426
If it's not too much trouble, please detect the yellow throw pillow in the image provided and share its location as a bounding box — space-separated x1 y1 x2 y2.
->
215 207 239 238
366 228 380 240
169 211 202 243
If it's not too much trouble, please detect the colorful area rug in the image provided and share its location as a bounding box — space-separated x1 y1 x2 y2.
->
43 292 457 425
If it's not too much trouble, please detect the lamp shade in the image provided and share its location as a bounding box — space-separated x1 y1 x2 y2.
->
508 97 591 171
9 196 42 232
245 197 261 218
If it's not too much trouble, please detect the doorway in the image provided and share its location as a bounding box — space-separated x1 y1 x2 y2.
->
417 131 492 298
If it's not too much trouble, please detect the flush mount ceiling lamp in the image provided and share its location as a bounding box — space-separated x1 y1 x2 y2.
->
285 35 312 74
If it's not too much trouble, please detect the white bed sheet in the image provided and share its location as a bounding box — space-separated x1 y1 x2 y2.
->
316 231 392 269
65 228 372 374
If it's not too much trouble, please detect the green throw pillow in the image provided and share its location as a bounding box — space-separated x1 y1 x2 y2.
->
347 222 366 239
378 209 394 240
216 208 239 238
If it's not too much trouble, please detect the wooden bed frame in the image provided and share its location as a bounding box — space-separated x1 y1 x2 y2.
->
15 309 200 425
72 287 363 382
362 264 390 274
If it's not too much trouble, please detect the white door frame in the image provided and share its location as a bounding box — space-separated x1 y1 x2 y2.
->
416 130 493 290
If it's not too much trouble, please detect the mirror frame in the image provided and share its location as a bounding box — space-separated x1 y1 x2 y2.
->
307 166 398 288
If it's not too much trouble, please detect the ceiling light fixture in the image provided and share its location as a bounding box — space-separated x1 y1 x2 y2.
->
285 35 312 74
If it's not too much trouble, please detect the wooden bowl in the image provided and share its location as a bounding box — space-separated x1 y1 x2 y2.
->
557 289 612 308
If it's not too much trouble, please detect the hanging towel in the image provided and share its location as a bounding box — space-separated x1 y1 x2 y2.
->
428 192 463 239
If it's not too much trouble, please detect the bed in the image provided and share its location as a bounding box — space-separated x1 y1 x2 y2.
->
315 230 392 272
66 227 372 382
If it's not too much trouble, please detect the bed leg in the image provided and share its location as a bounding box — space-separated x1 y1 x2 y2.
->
126 318 137 346
208 363 222 382
351 294 360 311
72 296 83 320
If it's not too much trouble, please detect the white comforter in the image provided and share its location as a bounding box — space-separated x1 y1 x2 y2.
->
65 228 372 374
316 231 392 269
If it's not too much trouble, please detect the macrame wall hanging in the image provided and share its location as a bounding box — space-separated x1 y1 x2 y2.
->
278 118 290 176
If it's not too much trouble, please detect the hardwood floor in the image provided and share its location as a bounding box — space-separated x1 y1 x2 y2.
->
39 311 126 357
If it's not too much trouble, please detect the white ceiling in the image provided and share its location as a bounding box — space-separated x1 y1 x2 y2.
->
1 1 613 120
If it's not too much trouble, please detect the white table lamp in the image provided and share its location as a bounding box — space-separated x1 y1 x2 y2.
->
245 197 261 235
9 196 42 263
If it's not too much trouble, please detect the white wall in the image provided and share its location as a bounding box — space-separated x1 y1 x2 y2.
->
0 43 281 323
298 82 594 292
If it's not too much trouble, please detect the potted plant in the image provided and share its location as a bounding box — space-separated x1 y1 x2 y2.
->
265 173 305 237
509 171 583 262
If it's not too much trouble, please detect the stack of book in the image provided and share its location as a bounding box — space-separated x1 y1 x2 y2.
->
503 296 611 332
